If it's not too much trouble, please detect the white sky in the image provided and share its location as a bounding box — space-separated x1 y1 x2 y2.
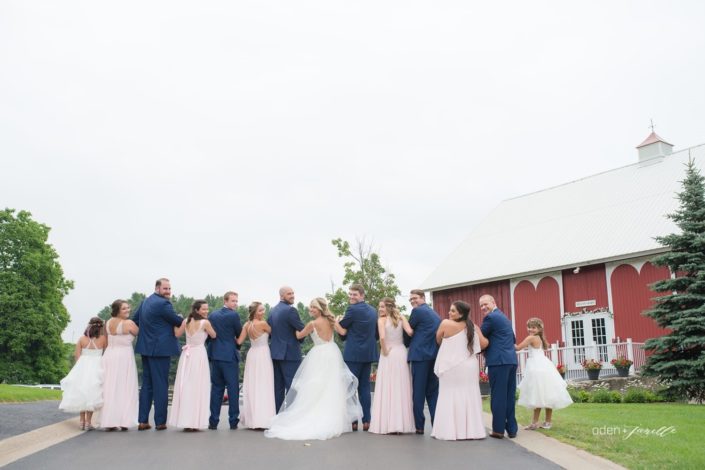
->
2 1 705 342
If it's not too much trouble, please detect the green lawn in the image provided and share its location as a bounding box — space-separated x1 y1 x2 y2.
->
483 399 705 469
0 384 62 403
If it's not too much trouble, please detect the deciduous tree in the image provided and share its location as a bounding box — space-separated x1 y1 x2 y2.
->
0 209 74 383
327 238 402 316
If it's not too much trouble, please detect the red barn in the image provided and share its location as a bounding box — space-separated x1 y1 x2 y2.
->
420 133 705 375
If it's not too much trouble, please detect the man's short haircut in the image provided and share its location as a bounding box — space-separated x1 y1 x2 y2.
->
155 278 170 288
349 283 365 296
409 289 425 298
224 291 238 301
480 294 496 304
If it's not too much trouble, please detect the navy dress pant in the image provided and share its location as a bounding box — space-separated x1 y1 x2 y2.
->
209 359 240 428
410 359 438 431
488 364 518 436
344 361 372 424
273 359 301 411
138 355 171 426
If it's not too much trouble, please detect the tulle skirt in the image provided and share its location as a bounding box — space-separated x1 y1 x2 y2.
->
518 354 573 410
265 342 362 440
59 351 104 413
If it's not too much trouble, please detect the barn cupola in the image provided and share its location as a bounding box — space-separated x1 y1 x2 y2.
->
636 126 673 162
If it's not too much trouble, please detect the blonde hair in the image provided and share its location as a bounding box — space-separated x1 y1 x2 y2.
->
310 297 335 326
248 301 262 321
379 297 401 327
527 317 549 350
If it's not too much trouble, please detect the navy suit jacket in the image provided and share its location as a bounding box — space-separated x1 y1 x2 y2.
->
480 308 518 366
206 306 242 362
133 293 183 357
339 301 379 363
404 303 441 362
267 301 305 361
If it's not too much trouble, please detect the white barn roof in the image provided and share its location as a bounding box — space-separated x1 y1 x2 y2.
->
421 142 705 291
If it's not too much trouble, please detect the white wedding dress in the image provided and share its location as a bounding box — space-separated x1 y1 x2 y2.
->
265 328 362 440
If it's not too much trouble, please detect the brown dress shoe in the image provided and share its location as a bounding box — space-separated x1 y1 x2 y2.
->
155 424 167 431
363 422 370 431
351 423 358 431
138 423 152 431
415 429 424 435
489 431 504 439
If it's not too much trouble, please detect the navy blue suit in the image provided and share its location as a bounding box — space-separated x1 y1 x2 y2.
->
267 301 304 411
480 307 518 436
339 300 378 424
403 302 441 431
206 306 242 428
132 293 184 426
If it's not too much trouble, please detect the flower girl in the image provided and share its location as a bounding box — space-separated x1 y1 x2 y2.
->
59 317 107 430
515 317 572 430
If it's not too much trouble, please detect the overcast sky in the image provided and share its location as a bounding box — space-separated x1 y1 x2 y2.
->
2 1 705 342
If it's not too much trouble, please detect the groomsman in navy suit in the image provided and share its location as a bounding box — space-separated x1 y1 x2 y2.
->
268 286 305 411
335 283 378 431
479 294 518 439
403 289 441 434
133 278 184 431
206 291 243 429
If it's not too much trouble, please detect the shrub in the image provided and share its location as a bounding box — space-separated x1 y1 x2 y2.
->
568 388 591 403
623 388 659 403
610 391 623 403
590 389 614 403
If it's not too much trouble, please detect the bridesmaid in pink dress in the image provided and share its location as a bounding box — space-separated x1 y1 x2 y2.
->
237 302 276 430
100 299 139 430
431 300 489 440
169 300 216 431
369 297 415 434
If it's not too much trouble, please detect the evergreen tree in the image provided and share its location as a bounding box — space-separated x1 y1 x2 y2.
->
642 159 705 402
0 209 74 383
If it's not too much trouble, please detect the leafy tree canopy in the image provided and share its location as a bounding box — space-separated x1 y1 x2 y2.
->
0 209 74 383
326 238 402 316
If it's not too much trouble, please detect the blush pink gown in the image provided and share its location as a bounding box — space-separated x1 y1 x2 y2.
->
100 319 138 428
240 330 276 429
431 328 486 440
169 320 211 429
369 318 415 434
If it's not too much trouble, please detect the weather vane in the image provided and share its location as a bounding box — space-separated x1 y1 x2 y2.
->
649 119 655 133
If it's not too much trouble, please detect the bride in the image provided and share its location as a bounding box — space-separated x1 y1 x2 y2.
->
265 297 362 440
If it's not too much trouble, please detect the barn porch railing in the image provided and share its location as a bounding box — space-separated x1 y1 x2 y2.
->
478 339 646 382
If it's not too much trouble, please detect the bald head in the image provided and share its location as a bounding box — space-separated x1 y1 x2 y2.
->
279 286 295 305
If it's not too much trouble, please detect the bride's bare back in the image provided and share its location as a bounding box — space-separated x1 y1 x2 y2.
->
313 317 334 342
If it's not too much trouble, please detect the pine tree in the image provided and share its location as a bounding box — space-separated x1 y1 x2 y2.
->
642 158 705 402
